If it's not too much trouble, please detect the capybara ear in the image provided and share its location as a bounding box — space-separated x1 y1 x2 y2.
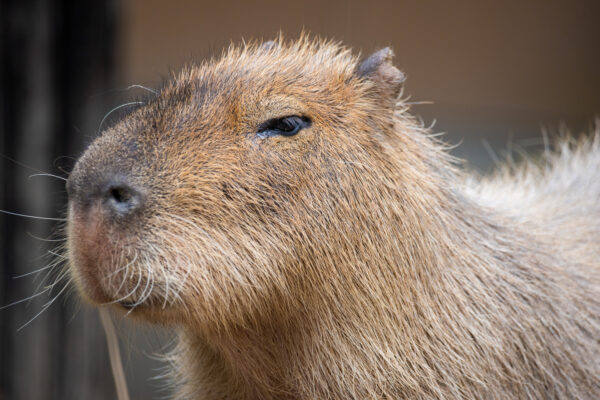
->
357 47 405 101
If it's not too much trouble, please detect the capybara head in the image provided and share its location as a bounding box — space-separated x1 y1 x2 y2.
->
66 38 413 331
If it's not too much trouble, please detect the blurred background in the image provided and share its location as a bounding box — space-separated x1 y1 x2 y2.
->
1 0 598 399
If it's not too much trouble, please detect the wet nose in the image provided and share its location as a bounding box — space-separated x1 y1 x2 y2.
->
67 175 145 218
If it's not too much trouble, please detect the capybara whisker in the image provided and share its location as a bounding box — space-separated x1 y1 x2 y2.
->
17 278 71 331
0 209 66 221
28 173 68 181
0 286 52 310
96 101 144 135
125 84 158 95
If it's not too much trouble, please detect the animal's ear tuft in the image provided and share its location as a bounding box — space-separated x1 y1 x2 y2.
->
357 47 405 100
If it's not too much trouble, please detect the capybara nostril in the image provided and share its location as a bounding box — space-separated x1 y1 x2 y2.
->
66 163 145 216
104 182 144 216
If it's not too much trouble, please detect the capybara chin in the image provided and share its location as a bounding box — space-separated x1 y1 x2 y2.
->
65 37 600 399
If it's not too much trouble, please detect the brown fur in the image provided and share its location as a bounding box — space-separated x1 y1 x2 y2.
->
66 36 600 399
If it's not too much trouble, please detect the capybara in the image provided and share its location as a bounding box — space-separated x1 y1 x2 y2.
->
66 37 600 399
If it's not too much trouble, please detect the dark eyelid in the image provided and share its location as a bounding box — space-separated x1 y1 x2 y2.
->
256 115 311 138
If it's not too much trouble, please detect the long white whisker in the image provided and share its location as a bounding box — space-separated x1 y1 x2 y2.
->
97 102 144 134
0 152 56 175
126 84 158 94
30 260 68 298
112 257 132 295
124 265 145 316
146 267 156 305
107 254 138 279
28 173 67 181
405 100 434 105
108 263 143 305
113 265 130 294
27 232 65 242
47 249 68 259
13 262 59 279
162 255 170 309
160 225 216 303
132 262 152 307
0 209 66 221
163 239 195 306
0 287 51 309
17 279 71 331
174 257 194 305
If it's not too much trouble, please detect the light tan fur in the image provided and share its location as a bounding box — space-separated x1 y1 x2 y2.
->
66 36 600 399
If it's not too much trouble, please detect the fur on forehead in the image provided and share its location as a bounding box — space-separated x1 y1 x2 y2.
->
137 36 401 134
167 36 362 93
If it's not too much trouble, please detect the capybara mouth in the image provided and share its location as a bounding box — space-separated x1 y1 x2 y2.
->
67 200 188 317
67 203 157 308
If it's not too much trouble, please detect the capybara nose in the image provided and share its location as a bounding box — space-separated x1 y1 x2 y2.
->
103 181 144 216
67 174 145 218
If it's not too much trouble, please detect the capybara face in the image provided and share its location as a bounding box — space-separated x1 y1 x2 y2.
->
66 39 405 328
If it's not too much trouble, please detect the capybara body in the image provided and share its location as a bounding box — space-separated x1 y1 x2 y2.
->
66 37 600 399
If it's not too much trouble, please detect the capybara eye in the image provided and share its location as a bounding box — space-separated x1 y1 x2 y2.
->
256 115 311 138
